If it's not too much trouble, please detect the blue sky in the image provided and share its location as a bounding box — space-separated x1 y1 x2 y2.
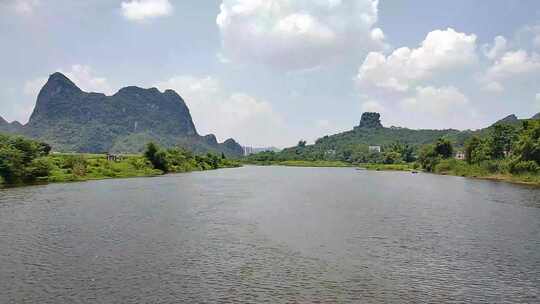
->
1 0 539 147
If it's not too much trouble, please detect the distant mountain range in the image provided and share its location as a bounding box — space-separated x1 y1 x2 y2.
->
0 72 243 156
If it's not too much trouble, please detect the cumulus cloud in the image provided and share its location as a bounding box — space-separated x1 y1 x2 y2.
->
7 0 40 15
480 50 540 91
360 100 385 113
59 65 113 94
482 35 507 60
155 75 291 147
121 0 173 21
216 0 384 70
400 86 477 129
356 28 478 92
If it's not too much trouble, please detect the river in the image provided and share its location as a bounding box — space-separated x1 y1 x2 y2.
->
1 166 539 303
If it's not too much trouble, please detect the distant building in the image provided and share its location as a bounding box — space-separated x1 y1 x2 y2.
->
455 151 465 160
368 146 381 153
242 146 280 156
106 153 123 162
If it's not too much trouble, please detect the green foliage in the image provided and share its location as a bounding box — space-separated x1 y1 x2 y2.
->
489 124 517 159
0 135 240 186
418 144 441 172
382 151 402 164
143 142 240 173
386 142 415 162
434 138 453 159
0 134 51 184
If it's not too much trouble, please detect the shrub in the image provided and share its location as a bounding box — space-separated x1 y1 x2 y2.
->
510 160 539 174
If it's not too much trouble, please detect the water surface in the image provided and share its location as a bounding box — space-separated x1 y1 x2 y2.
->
1 166 539 303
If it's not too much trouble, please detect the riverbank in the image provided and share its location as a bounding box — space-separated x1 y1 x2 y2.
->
358 163 416 171
245 158 540 186
1 153 241 187
242 160 352 167
431 159 540 186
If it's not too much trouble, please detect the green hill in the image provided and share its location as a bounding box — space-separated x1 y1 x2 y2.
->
0 73 243 156
249 112 539 163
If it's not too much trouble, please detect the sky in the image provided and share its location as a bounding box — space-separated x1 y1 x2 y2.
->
1 0 539 148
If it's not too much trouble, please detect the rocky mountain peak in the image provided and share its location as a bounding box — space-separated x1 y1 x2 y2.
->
44 72 81 92
359 112 383 129
494 114 519 125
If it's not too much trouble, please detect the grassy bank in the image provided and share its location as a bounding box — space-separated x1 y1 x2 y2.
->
358 163 416 171
1 153 241 187
432 159 540 186
45 154 162 183
243 159 352 167
0 134 242 187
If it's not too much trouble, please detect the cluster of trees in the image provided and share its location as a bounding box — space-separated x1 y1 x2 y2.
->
0 134 52 184
144 142 239 173
247 140 416 165
418 121 540 174
464 121 540 173
0 134 241 186
417 138 454 172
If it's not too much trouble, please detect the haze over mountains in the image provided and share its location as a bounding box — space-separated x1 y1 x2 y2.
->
0 72 243 156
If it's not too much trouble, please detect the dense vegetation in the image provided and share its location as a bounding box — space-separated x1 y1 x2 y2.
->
412 120 540 184
246 112 469 164
246 140 417 166
247 112 540 184
0 134 52 184
143 142 240 173
0 134 240 186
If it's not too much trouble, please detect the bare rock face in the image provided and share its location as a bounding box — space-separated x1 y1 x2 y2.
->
359 112 383 129
7 72 243 156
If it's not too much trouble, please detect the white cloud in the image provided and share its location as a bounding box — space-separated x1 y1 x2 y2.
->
12 0 40 15
59 65 113 94
155 75 291 147
216 0 383 70
482 35 507 60
121 0 173 21
481 81 504 93
25 65 112 96
400 86 477 129
535 93 540 112
361 100 385 113
356 28 478 92
480 50 540 91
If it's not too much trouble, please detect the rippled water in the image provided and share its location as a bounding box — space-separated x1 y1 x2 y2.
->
1 166 539 303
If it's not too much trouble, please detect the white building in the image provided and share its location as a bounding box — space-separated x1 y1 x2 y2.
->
368 146 381 153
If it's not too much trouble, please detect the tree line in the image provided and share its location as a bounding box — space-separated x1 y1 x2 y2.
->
0 134 240 185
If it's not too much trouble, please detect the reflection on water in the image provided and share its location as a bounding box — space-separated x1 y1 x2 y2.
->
1 166 539 303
